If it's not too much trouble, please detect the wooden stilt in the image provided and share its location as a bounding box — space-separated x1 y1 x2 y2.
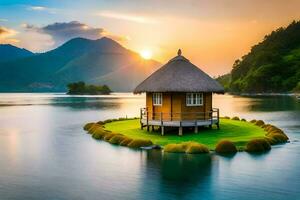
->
194 126 198 133
147 125 149 132
179 127 183 136
161 126 164 136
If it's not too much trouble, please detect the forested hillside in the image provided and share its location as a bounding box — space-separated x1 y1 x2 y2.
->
219 21 300 93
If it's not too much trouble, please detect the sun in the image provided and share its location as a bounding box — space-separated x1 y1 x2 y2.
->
140 49 152 60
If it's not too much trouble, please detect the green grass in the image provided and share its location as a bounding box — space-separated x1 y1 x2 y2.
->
104 119 267 149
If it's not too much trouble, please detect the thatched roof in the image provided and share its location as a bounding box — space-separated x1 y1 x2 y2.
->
134 49 224 93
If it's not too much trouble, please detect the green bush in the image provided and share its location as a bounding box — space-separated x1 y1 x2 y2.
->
223 116 230 119
231 116 240 120
215 140 237 154
246 138 271 152
264 136 277 145
127 139 153 148
97 121 105 125
241 118 246 122
119 137 133 146
109 135 125 145
164 144 186 153
255 120 265 127
250 119 257 123
83 122 95 131
185 143 209 154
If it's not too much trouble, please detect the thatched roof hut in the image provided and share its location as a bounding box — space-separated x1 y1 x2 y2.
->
135 49 224 136
134 49 224 94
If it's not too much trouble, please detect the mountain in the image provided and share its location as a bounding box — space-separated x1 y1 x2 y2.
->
0 37 160 92
0 44 34 62
218 20 300 93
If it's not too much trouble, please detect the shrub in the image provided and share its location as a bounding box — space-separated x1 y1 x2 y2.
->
127 139 153 148
223 116 230 119
231 116 240 120
92 128 109 139
92 131 102 140
264 136 276 145
185 143 209 154
120 137 133 146
104 119 113 123
88 124 103 134
97 121 105 125
109 135 125 145
250 119 257 123
255 120 265 127
241 118 246 122
270 133 289 144
246 139 271 153
103 133 117 141
83 122 95 131
215 140 237 154
164 144 185 153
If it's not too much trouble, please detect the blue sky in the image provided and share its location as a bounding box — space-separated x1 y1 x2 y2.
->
1 0 300 75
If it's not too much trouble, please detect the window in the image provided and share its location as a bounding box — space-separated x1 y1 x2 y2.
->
186 93 203 106
153 93 162 106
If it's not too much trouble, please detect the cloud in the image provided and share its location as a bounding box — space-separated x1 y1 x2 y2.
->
23 21 128 47
95 11 158 24
27 5 57 14
0 26 19 44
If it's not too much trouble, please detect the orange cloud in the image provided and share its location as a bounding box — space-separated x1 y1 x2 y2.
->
0 26 19 44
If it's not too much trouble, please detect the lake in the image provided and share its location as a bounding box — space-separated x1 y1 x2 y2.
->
0 93 299 200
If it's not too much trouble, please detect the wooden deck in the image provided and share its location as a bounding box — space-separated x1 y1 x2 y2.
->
140 108 219 135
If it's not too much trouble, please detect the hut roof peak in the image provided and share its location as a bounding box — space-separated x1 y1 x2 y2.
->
134 49 224 94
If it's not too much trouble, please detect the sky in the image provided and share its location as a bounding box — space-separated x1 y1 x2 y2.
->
0 0 300 76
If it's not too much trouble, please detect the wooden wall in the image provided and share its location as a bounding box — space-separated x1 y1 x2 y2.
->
146 92 213 121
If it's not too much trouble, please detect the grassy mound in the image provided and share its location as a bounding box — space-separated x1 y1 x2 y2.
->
215 140 237 154
164 142 209 154
255 120 265 127
264 124 289 144
127 139 153 148
231 116 240 120
119 137 133 146
164 144 186 153
103 133 117 141
250 119 257 123
88 124 103 134
246 138 271 153
241 118 246 122
109 135 125 145
185 143 209 154
84 122 95 131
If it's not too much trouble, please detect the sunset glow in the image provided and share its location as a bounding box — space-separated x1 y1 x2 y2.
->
140 49 152 60
1 0 300 76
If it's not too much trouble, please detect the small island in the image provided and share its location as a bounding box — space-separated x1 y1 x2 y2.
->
83 117 289 154
67 81 111 95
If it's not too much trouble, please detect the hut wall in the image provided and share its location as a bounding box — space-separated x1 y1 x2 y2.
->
146 92 213 121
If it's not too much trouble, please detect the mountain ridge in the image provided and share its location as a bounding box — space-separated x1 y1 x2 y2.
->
0 37 160 92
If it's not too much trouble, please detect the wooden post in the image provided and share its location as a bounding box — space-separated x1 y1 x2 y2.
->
217 108 220 129
179 121 182 136
146 109 149 132
194 121 198 133
140 108 143 130
160 112 164 135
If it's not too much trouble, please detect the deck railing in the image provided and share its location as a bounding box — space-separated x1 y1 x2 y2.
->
140 108 219 122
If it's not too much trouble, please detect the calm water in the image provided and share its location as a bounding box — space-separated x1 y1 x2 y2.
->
0 93 299 200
